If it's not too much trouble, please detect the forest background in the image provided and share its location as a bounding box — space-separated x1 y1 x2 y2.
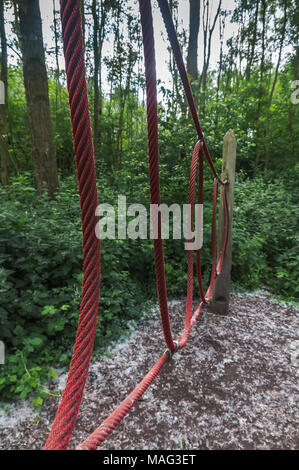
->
0 0 298 407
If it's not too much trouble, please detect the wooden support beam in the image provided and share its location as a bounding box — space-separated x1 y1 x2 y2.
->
210 129 237 315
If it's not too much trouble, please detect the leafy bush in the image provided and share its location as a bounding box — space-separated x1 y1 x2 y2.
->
0 176 153 402
232 174 299 298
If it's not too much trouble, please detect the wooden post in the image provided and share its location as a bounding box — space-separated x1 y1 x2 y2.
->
210 129 237 315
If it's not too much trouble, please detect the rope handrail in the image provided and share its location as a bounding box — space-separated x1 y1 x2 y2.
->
44 0 230 451
44 0 101 450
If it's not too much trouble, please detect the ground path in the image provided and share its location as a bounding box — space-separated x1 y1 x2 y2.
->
0 291 298 450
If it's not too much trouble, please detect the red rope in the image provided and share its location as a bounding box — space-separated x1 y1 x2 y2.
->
183 141 202 335
79 141 205 451
44 0 101 450
79 351 170 450
196 146 206 303
45 0 230 451
77 0 230 440
140 0 176 353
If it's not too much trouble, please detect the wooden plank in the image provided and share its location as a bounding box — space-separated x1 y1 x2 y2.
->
210 129 237 315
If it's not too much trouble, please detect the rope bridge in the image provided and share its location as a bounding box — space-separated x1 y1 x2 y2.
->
44 0 229 451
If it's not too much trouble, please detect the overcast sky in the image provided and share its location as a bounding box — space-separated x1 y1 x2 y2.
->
5 0 238 91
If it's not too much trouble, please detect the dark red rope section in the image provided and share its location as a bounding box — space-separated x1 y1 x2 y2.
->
196 146 206 303
44 0 101 450
45 0 230 451
79 351 169 450
183 141 202 332
79 137 204 450
79 133 229 450
78 0 229 451
178 141 203 349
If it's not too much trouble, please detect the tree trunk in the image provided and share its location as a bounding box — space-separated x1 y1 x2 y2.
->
17 0 59 197
246 0 259 81
200 0 221 116
80 0 85 47
0 0 9 186
255 0 266 173
199 0 208 91
92 0 99 155
215 11 226 137
53 0 61 118
201 0 221 92
265 0 287 167
187 0 200 82
287 45 298 153
98 0 108 147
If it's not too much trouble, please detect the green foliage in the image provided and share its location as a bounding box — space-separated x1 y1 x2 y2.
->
232 172 299 298
1 0 298 406
0 176 152 402
0 158 298 404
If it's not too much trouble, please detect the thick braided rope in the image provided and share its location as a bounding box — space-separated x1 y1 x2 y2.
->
196 145 206 303
78 142 205 451
178 141 203 348
139 0 175 353
77 0 230 450
45 0 230 451
44 0 101 450
184 141 202 329
79 352 170 450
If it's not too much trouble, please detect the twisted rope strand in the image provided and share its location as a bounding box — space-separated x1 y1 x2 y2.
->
46 0 231 451
44 0 101 450
140 0 175 352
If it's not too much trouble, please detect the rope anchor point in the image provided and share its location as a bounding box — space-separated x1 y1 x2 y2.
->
166 340 180 360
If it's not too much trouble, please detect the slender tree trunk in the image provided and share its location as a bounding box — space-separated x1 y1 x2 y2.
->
168 3 186 116
216 11 226 136
98 0 108 146
246 0 259 81
115 14 136 167
92 0 99 154
265 0 287 167
187 0 200 82
200 0 221 116
201 0 221 91
113 3 121 169
255 0 266 173
53 0 60 119
287 45 298 153
17 0 59 197
235 22 242 90
199 0 208 91
224 48 234 96
0 0 9 186
80 0 85 47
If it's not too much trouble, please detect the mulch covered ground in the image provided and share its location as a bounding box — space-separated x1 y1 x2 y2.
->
0 291 298 450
